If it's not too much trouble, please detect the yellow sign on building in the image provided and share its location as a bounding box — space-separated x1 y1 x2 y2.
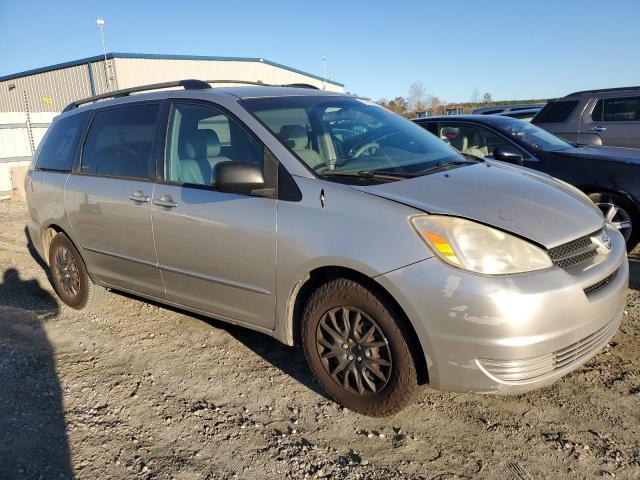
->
42 96 53 105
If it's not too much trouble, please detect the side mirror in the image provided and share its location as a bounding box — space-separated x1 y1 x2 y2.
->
211 161 265 195
493 146 524 166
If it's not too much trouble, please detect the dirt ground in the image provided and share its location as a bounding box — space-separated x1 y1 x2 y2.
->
0 200 639 480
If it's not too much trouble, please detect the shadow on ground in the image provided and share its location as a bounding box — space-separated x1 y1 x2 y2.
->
113 289 329 400
0 267 74 479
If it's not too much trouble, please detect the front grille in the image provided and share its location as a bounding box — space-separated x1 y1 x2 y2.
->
584 270 618 296
478 318 620 382
547 230 600 270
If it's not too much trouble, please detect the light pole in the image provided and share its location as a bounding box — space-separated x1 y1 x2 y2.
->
322 56 326 90
96 17 110 91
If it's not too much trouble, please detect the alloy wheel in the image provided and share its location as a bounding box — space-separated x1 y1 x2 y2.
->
54 247 80 298
597 202 633 242
315 306 392 396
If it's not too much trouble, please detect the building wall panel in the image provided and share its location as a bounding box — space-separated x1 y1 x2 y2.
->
0 64 92 112
115 58 343 92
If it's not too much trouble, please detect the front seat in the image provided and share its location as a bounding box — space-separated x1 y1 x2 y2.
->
279 124 325 169
178 129 231 185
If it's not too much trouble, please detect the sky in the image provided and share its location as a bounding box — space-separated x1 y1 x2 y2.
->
1 0 639 103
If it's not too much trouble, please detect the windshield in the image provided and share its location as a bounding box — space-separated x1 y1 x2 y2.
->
486 116 573 152
240 96 466 182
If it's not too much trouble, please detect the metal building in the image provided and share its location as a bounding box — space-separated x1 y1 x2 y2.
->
0 52 344 198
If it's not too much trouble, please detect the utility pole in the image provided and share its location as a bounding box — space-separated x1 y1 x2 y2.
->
96 17 110 91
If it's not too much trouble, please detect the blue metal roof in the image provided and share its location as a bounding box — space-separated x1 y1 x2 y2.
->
0 52 344 87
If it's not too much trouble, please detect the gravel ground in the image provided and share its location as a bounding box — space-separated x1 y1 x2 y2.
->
0 199 638 480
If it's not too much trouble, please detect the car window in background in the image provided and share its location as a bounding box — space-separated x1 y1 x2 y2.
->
81 104 159 179
35 111 89 171
242 96 463 178
165 103 264 187
533 100 579 123
438 123 514 158
486 117 573 152
591 96 640 122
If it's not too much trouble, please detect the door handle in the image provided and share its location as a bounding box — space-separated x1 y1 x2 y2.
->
128 189 150 203
589 126 606 132
153 194 178 208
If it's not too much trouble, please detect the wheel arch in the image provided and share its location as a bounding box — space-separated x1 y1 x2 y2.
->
578 185 640 211
286 265 429 385
40 223 95 281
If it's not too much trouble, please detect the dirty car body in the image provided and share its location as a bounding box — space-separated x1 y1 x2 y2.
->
25 84 628 414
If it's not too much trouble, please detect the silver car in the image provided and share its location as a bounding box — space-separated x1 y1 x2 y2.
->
25 80 629 416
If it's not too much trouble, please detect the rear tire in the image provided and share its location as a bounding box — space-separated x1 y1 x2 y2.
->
588 192 638 252
49 233 108 309
301 278 418 416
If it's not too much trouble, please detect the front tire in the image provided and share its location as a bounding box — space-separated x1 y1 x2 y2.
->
589 192 638 251
301 278 418 416
49 233 107 309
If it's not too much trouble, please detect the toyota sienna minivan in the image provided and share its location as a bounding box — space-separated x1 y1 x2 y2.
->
25 80 629 416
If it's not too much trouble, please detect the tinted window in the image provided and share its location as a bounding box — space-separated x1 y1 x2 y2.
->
165 103 265 188
533 100 579 123
591 96 640 122
81 104 159 179
36 112 88 171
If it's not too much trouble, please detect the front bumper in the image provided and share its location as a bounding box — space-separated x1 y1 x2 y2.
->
376 225 629 394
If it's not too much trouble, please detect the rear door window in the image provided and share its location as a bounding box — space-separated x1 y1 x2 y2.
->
35 111 89 172
591 96 640 122
81 104 159 179
533 100 579 123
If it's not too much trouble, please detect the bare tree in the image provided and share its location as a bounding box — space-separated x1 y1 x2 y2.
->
427 95 443 114
482 92 493 103
408 82 428 112
470 87 480 104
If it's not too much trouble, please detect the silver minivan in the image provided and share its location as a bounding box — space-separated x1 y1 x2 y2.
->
26 80 629 416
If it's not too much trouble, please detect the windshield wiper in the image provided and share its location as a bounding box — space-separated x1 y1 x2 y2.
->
317 170 413 181
413 159 478 175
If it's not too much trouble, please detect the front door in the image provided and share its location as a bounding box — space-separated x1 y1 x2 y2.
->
65 102 164 298
151 101 277 330
588 95 640 148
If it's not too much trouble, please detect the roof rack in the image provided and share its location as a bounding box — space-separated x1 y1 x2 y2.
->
63 79 319 112
566 86 640 97
205 80 317 89
63 79 210 112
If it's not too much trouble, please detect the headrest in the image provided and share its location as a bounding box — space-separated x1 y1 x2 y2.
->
181 129 221 159
443 126 460 141
279 124 308 150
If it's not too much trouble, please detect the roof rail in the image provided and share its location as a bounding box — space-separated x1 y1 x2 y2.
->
62 78 321 112
62 79 211 112
205 80 318 89
566 86 640 97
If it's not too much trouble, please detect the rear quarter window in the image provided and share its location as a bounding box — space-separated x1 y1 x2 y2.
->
533 100 579 124
35 112 89 172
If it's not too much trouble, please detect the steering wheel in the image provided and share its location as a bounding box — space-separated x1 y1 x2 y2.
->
349 142 380 160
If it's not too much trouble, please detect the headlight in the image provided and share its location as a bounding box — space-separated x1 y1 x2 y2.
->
410 215 552 274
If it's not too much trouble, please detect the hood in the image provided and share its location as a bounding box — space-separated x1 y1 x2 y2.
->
351 162 604 249
558 145 640 165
